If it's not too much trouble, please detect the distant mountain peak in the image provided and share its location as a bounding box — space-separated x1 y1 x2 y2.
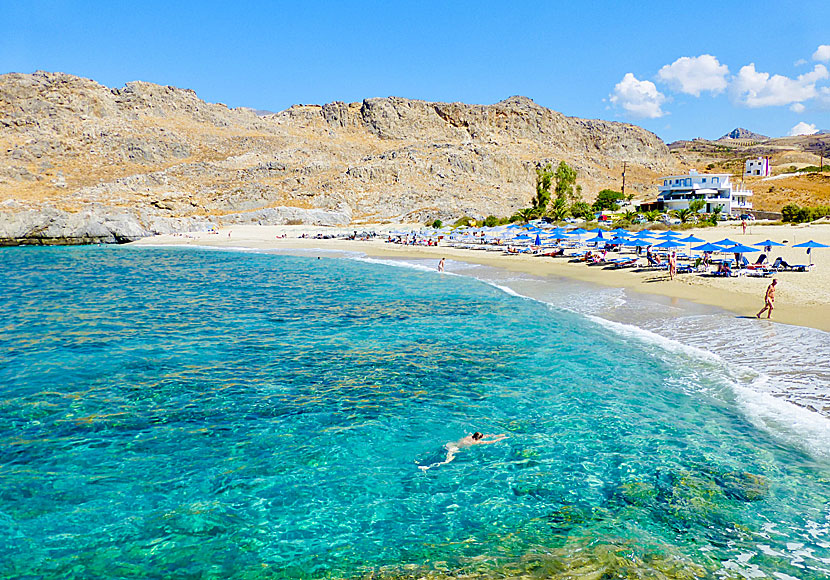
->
719 127 768 141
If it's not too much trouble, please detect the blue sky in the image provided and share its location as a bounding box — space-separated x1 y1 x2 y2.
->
1 1 828 142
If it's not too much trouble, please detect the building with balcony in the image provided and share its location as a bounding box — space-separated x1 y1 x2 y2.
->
655 170 752 215
745 157 770 177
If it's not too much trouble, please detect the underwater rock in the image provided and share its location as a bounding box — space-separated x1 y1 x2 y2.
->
716 471 769 502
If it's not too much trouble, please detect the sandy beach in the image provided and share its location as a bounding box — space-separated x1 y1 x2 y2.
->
131 222 830 332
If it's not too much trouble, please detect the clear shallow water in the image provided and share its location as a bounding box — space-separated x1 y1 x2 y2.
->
2 246 830 579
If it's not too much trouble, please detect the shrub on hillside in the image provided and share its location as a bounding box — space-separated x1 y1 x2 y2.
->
782 203 830 223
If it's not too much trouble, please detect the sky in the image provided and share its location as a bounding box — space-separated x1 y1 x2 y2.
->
1 0 828 143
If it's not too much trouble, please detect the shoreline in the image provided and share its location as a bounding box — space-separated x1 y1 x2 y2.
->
129 223 830 333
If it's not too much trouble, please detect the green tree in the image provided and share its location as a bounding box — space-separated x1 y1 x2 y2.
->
569 201 593 220
782 204 799 222
431 219 442 228
483 215 498 227
592 189 625 211
674 208 694 223
515 208 536 223
689 199 706 214
534 164 553 211
615 210 637 226
554 161 578 204
708 204 723 225
548 197 569 221
644 210 661 222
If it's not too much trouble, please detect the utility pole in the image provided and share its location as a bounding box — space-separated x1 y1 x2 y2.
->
621 161 627 197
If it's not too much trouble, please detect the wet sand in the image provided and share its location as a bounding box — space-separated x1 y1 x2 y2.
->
130 222 830 332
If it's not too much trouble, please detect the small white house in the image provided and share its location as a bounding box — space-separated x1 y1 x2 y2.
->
657 170 752 215
745 157 770 177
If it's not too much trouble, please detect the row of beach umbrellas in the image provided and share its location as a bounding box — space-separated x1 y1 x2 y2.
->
436 224 830 265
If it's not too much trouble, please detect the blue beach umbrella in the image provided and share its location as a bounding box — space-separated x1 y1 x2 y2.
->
632 239 654 247
569 228 588 235
792 240 829 249
609 236 630 245
588 228 606 234
610 228 631 236
660 231 683 238
535 233 541 246
793 240 830 265
678 234 705 255
692 242 727 253
636 229 659 236
585 235 606 244
653 240 685 249
715 238 739 247
727 244 760 266
753 239 786 248
728 244 761 254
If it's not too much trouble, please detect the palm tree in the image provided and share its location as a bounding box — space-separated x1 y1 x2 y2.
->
675 208 694 223
644 210 661 222
516 208 535 223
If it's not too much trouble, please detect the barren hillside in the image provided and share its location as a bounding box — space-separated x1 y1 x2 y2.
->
0 71 678 243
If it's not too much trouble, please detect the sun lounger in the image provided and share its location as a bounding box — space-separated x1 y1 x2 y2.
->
740 255 769 270
635 263 669 272
769 256 812 272
605 257 639 269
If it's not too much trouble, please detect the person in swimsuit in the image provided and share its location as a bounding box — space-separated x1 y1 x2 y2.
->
438 258 445 272
418 432 507 471
757 279 777 319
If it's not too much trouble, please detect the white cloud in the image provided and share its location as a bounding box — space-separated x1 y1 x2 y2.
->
609 73 667 118
814 45 830 62
790 102 806 113
657 54 729 96
794 58 808 67
817 87 830 110
788 121 818 136
731 63 829 107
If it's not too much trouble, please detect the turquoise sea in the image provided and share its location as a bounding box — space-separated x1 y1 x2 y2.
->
1 246 830 579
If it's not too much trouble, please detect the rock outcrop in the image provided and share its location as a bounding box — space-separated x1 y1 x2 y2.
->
719 128 768 141
0 71 679 244
0 205 214 246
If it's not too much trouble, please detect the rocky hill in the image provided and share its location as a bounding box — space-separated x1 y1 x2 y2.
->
0 71 677 244
719 128 768 141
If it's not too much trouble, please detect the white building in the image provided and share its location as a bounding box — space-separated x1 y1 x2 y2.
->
657 170 752 215
745 157 770 177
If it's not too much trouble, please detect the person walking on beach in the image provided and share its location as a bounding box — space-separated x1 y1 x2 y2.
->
757 279 777 319
668 251 677 280
418 432 507 471
438 258 445 272
742 219 747 235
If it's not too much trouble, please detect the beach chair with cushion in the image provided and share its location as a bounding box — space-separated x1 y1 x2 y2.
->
752 253 768 267
605 257 639 269
772 256 812 272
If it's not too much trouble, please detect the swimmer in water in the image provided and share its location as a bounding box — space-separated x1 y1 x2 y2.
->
418 432 507 471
